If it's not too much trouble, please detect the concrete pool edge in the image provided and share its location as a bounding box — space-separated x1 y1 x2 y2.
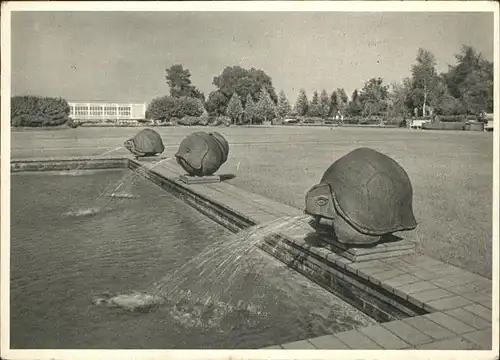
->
11 157 129 172
10 156 494 350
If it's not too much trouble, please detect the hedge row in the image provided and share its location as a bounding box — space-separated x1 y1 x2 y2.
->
422 121 465 131
11 96 71 127
173 115 231 127
434 114 478 122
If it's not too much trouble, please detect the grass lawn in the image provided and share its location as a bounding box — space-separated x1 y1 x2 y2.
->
10 125 494 279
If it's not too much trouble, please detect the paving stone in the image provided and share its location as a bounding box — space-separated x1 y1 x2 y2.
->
415 336 481 350
401 255 442 267
460 291 492 305
462 304 492 322
425 295 472 311
410 288 455 303
411 268 440 280
358 325 410 349
281 339 316 349
395 281 439 294
380 257 411 268
357 248 415 262
478 299 492 310
381 320 433 346
444 308 491 330
350 259 386 269
354 263 392 276
430 272 485 289
369 269 406 283
334 330 383 349
462 329 493 349
402 316 456 340
307 335 350 349
308 246 332 260
423 261 462 274
262 345 283 349
423 312 476 334
326 252 342 263
332 256 351 269
446 280 492 295
383 274 421 288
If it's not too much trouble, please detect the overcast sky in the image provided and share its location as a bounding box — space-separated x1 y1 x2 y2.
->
11 11 494 104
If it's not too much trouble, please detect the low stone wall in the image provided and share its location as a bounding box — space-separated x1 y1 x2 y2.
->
10 157 129 172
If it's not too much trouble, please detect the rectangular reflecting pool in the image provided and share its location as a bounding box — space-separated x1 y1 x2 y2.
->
11 168 376 349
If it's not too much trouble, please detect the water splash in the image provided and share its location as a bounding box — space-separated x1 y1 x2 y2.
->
57 170 89 176
90 215 309 324
89 213 373 334
62 207 101 218
60 157 175 221
107 192 140 199
97 157 173 202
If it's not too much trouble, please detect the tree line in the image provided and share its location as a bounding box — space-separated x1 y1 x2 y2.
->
146 45 494 125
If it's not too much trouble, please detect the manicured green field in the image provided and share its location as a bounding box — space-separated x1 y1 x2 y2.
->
11 125 494 278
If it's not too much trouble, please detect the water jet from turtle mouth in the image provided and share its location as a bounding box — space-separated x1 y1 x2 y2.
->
99 146 124 157
93 215 310 315
150 215 311 302
96 157 173 202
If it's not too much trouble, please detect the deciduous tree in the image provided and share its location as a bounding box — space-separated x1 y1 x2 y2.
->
358 78 389 117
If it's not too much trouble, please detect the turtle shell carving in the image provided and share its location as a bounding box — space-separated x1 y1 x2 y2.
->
305 147 417 238
124 129 165 157
175 131 230 176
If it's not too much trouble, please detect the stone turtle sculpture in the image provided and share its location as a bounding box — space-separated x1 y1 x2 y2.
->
124 128 165 157
175 131 229 177
304 147 417 245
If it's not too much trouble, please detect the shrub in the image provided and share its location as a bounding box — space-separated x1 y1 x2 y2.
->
11 95 70 127
302 116 323 124
146 96 177 121
178 97 205 117
434 114 477 123
199 111 210 126
177 116 202 126
146 96 205 122
209 116 231 127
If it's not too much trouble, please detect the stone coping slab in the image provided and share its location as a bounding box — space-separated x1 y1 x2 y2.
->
179 175 221 184
10 156 130 172
11 156 495 350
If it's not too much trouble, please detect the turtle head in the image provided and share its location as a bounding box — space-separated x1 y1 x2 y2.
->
175 134 209 176
304 183 337 220
124 139 134 151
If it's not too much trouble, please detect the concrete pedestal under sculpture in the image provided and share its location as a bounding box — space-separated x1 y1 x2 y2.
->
304 147 418 261
174 131 230 184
